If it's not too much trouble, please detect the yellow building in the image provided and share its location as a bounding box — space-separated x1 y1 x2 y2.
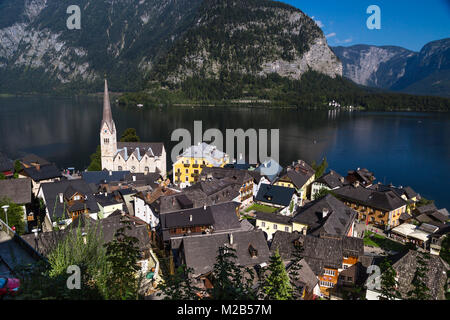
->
173 143 230 188
254 211 293 240
274 160 315 205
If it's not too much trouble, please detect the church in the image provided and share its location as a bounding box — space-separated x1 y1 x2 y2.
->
100 80 167 178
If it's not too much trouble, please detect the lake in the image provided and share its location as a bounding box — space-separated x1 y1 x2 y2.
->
0 95 449 209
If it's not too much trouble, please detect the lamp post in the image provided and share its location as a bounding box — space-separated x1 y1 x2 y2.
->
1 205 9 227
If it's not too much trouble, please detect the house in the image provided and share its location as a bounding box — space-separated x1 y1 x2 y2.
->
255 184 298 216
172 142 230 188
199 167 254 206
94 192 124 219
333 182 407 230
177 230 270 278
291 194 358 238
254 159 283 184
346 168 376 188
160 202 242 244
274 160 315 204
19 162 62 195
37 179 100 231
366 250 449 300
390 222 447 251
270 231 364 298
0 178 32 232
311 170 347 200
18 154 50 169
369 183 420 213
133 184 179 230
0 152 14 178
413 203 449 228
254 211 293 240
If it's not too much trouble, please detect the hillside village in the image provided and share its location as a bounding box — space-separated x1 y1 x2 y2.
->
0 83 449 300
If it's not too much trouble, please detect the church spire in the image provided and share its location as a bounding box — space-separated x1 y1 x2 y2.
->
102 79 115 132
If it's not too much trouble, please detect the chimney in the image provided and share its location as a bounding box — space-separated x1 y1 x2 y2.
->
229 233 234 245
322 208 330 219
36 163 40 171
133 175 136 182
109 170 112 176
189 215 193 222
59 193 63 203
340 177 345 184
302 227 307 236
203 205 207 210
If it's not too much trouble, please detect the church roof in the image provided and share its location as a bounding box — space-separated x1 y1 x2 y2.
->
101 79 116 133
116 142 164 160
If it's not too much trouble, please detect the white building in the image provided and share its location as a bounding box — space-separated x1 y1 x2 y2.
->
100 80 167 178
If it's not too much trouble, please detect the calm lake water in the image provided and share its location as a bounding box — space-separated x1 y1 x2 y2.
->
0 95 449 209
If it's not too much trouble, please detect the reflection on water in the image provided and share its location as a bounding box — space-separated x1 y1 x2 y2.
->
0 96 449 209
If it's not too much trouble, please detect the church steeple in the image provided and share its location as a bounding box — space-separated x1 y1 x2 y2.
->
102 79 115 132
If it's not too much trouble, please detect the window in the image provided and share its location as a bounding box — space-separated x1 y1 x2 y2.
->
285 226 290 232
145 166 149 172
185 169 189 174
344 265 348 270
261 222 266 227
131 166 136 172
118 166 122 171
273 224 278 230
324 269 336 276
319 281 334 288
185 176 189 182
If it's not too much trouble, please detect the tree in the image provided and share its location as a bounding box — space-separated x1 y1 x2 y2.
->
14 160 22 178
407 252 431 300
0 198 26 235
157 265 201 300
312 157 328 179
440 235 450 265
379 258 401 300
208 246 258 300
287 239 304 299
313 187 331 200
0 172 5 180
262 249 293 300
103 220 142 300
120 128 140 142
87 145 102 171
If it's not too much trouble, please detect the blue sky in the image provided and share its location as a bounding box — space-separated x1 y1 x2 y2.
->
283 0 450 51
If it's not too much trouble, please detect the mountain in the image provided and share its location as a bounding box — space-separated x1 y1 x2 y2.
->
332 38 450 97
0 0 341 93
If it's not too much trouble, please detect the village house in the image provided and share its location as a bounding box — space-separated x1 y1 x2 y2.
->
365 250 449 300
37 179 100 231
100 80 166 177
333 182 407 230
176 230 270 279
253 159 283 184
270 231 364 298
311 170 347 200
199 167 255 207
18 155 62 195
172 142 230 188
369 183 420 214
274 160 315 205
0 152 14 178
346 168 376 188
255 184 298 216
0 178 32 232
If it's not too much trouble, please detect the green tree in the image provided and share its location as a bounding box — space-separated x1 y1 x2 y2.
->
157 265 201 300
379 258 401 300
14 160 22 178
312 157 328 179
407 252 431 300
87 145 102 171
0 172 5 180
103 220 142 300
440 235 450 265
313 187 332 200
120 128 140 142
262 249 293 300
0 198 26 235
287 239 304 299
208 246 258 300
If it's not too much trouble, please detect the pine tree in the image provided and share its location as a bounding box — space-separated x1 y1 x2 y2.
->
379 258 401 300
287 239 305 299
262 249 293 300
208 246 258 300
407 252 431 300
157 265 201 300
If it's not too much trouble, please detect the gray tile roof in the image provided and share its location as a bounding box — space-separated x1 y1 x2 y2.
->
179 143 229 166
292 195 357 237
276 160 315 189
23 164 62 182
200 167 253 186
116 142 164 160
19 154 50 167
81 170 131 185
182 230 270 277
255 184 295 207
334 185 407 212
0 178 32 204
40 179 100 220
255 211 292 225
392 250 449 300
0 152 14 172
316 170 346 189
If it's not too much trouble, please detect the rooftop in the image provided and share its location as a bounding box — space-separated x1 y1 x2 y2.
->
0 178 32 204
255 184 295 207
